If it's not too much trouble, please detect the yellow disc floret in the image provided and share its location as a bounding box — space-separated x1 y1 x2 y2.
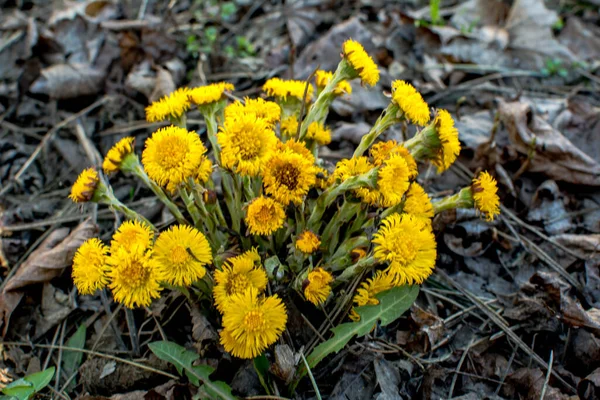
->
262 149 317 205
377 154 411 207
245 196 286 236
225 98 281 126
145 87 191 122
295 230 321 254
403 182 434 219
110 220 154 253
263 78 314 102
188 82 234 106
72 238 109 295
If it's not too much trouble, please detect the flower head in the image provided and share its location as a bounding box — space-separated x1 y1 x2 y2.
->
263 78 313 102
349 271 394 321
306 121 331 145
220 287 287 359
280 115 299 137
142 126 206 191
110 220 154 253
214 249 267 312
218 113 278 177
377 154 411 207
403 182 434 219
262 149 317 205
304 268 333 305
72 238 109 295
315 70 352 95
154 225 212 286
70 168 100 203
276 139 312 160
225 98 281 126
145 87 191 122
342 40 380 87
188 82 234 106
103 137 135 174
333 157 373 182
245 196 286 235
295 230 321 254
472 171 500 221
391 81 430 126
431 109 461 172
372 213 437 285
370 140 418 177
195 156 213 185
107 247 164 308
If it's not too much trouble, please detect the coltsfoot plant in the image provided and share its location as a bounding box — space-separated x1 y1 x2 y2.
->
69 39 500 395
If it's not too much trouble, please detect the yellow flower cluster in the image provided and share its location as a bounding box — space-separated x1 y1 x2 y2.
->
69 42 501 361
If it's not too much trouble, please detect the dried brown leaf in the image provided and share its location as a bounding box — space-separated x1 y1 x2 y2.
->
29 63 106 99
579 368 600 400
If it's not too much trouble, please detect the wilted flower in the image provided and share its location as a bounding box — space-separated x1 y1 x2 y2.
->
304 268 333 305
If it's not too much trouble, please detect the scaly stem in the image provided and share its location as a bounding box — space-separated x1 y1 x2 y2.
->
432 188 474 214
203 111 221 163
179 187 201 226
353 103 401 157
336 256 377 282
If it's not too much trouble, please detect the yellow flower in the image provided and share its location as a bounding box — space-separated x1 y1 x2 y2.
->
69 168 100 203
276 138 313 160
403 182 434 219
342 39 380 87
333 157 373 182
145 87 191 122
218 113 278 177
225 98 281 126
391 80 430 126
263 77 314 102
315 70 352 95
431 109 461 173
245 196 286 235
372 213 437 285
472 171 500 221
306 121 331 145
370 141 418 177
103 137 135 174
315 167 330 190
349 271 394 321
154 225 213 286
304 268 333 305
142 126 206 190
213 249 267 312
72 238 109 295
280 115 299 137
195 156 213 185
262 149 317 205
350 247 368 263
188 82 234 106
107 247 164 308
295 230 321 254
377 154 411 207
220 287 287 359
110 220 154 253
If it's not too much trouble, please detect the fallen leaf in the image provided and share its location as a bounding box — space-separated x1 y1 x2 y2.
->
526 180 572 235
33 284 74 338
558 17 600 63
498 100 600 186
190 305 217 346
29 63 106 99
507 368 570 400
579 368 600 400
149 67 176 103
373 358 402 400
0 219 97 335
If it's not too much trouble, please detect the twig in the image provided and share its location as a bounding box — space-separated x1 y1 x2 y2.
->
540 351 554 400
448 339 474 399
73 120 103 167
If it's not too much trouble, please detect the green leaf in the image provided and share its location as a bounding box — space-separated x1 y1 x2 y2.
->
253 355 270 394
62 324 87 389
149 341 237 400
305 286 419 370
2 367 55 400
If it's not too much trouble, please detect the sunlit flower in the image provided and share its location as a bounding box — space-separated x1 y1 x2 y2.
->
225 98 281 126
377 154 411 207
349 271 394 321
276 139 313 160
220 287 287 359
110 220 154 253
333 157 373 182
295 230 321 254
107 247 164 308
262 149 317 205
145 87 191 122
69 168 100 203
403 182 434 219
188 82 234 106
431 109 461 173
103 137 135 174
342 39 380 87
306 121 331 145
304 268 333 305
214 249 267 312
472 171 500 221
315 70 352 95
72 238 109 295
195 156 213 185
154 225 212 286
280 115 299 137
372 213 437 285
315 167 330 190
391 81 430 126
142 126 206 191
263 78 314 102
218 113 278 177
350 247 368 263
245 196 286 235
370 140 418 178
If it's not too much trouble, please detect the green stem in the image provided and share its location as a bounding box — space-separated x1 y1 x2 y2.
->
179 188 202 226
353 103 401 157
203 111 221 163
109 199 155 230
221 172 241 233
336 256 377 282
432 188 474 214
